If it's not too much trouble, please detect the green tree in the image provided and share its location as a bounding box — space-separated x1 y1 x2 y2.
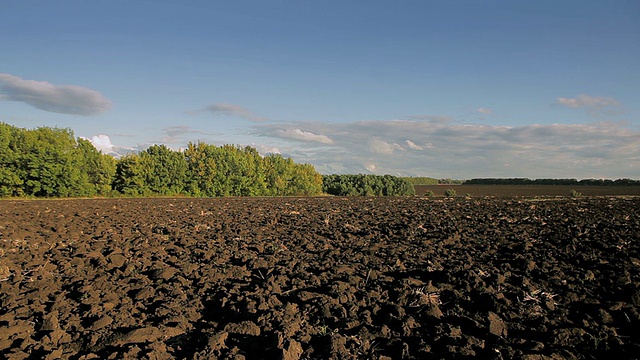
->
322 174 415 196
113 155 148 196
1 122 326 198
139 144 188 195
184 142 218 197
75 138 116 196
0 123 24 196
18 126 84 197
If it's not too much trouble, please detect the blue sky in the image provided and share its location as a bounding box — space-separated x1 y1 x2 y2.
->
1 0 639 178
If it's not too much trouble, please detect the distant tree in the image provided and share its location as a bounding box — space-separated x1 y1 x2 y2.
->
262 154 293 196
402 177 439 185
140 144 188 195
322 174 415 196
113 155 148 196
18 126 87 197
0 123 24 196
184 142 219 197
289 163 323 196
76 138 116 196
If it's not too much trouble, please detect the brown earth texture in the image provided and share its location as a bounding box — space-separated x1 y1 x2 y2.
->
1 196 639 359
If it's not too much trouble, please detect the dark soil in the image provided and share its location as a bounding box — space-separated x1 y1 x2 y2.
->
1 197 639 359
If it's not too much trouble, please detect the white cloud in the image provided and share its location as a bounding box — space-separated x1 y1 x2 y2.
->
273 128 334 144
190 102 267 122
477 107 493 115
254 145 281 155
0 73 111 115
86 135 114 153
369 137 403 154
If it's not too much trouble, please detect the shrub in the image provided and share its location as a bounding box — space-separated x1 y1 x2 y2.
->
570 189 582 198
424 190 435 197
444 188 457 197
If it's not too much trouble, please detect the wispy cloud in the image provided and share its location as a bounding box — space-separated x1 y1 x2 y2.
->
0 73 111 115
271 128 334 144
556 95 620 108
369 137 403 154
160 125 218 144
477 107 493 115
555 94 622 116
189 102 267 122
253 118 640 178
405 139 424 150
403 115 453 123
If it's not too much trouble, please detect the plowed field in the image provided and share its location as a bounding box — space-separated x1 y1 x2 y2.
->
1 197 639 359
414 185 640 197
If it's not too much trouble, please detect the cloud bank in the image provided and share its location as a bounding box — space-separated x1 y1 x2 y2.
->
253 119 640 178
0 73 111 115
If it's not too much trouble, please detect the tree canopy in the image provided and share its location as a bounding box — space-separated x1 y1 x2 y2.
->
322 174 415 196
0 123 115 197
0 123 325 198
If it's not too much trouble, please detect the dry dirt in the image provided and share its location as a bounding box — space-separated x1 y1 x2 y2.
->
1 197 639 359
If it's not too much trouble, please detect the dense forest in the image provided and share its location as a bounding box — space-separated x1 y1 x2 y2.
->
0 123 323 198
464 178 640 186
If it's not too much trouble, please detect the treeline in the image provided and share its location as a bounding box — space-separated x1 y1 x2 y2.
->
0 123 323 197
402 177 464 185
1 123 116 197
323 174 415 196
464 178 640 186
114 143 323 197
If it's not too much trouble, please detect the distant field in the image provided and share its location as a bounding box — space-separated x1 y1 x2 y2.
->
414 184 640 197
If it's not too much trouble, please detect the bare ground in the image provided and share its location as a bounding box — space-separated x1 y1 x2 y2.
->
1 197 639 359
